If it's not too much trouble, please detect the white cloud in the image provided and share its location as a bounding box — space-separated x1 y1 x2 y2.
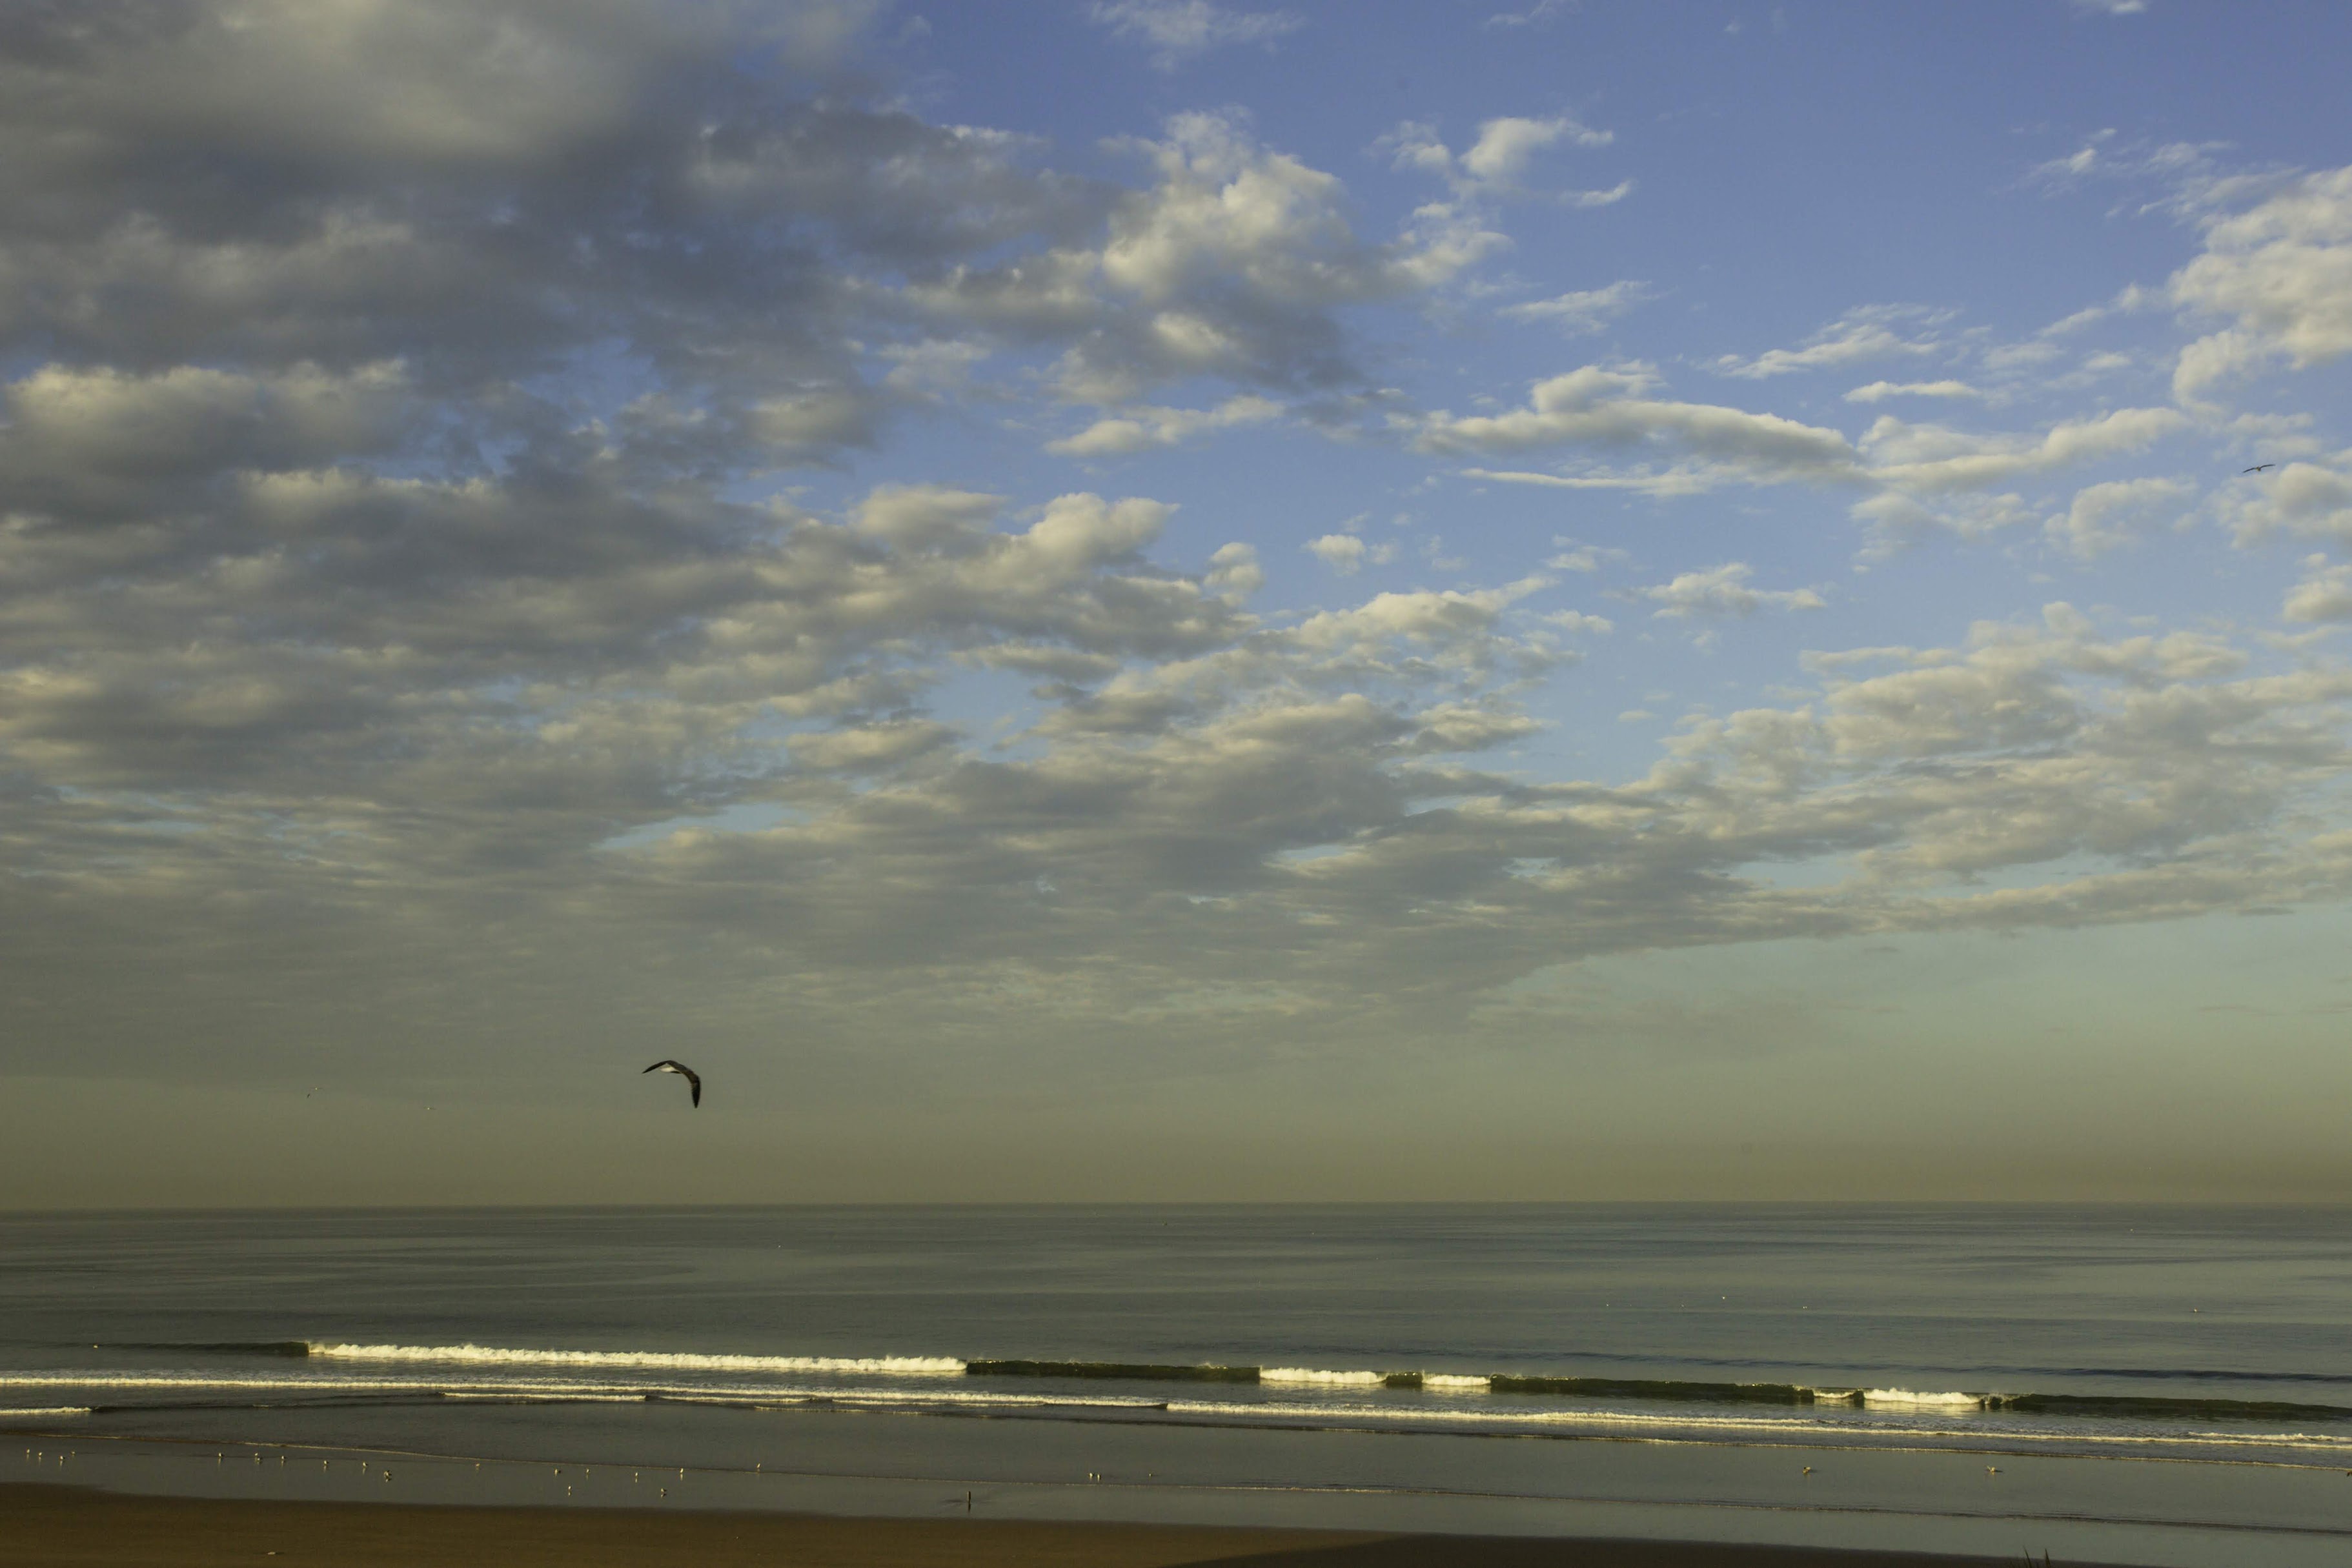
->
1046 396 1282 456
1305 534 1398 574
1 360 412 494
1375 116 1619 204
1543 610 1614 635
1205 541 1264 603
1463 116 1612 181
1982 341 2065 373
852 483 1006 549
1714 307 1944 379
1844 379 1982 403
1485 0 1569 25
750 386 882 455
790 719 956 773
2038 285 2157 339
2284 556 2352 622
880 339 991 396
1500 281 1656 334
2044 477 2194 559
1088 1 1304 69
919 112 1505 405
2217 456 2352 547
1559 180 1635 208
1427 359 2193 554
1849 490 2036 554
1543 541 1630 573
1859 407 2187 493
1414 365 1861 486
2172 166 2352 401
1636 563 1826 618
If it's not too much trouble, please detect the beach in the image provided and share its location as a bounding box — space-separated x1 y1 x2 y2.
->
0 1485 2065 1568
9 1206 2351 1565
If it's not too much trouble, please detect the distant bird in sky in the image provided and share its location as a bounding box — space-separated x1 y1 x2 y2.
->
2243 463 2275 473
642 1060 701 1107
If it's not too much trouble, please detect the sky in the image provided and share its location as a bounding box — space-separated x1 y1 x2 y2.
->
5 0 2352 1206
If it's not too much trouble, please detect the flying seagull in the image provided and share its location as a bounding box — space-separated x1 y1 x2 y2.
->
642 1060 701 1107
2243 463 2275 473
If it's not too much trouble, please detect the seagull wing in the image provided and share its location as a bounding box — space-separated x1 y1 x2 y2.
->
642 1060 701 1107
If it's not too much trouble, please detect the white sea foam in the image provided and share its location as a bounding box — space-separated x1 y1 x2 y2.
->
308 1343 966 1376
1166 1395 1850 1436
1804 1387 1862 1404
1 1375 355 1391
0 1371 1164 1414
1862 1388 1987 1410
1259 1367 1384 1385
437 1401 644 1410
1159 1396 2352 1454
7 1367 2350 1458
1421 1374 1492 1391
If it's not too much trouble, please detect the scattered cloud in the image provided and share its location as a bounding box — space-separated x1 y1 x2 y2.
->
1714 307 1946 379
1305 534 1399 574
1047 395 1283 455
1544 541 1631 573
1426 357 2194 554
917 111 1507 405
2284 556 2352 622
1485 0 1570 26
1376 116 1621 204
1858 407 2187 494
1463 115 1612 178
1545 610 1614 635
2172 165 2352 402
1414 365 1861 488
1088 1 1304 69
1501 281 1657 334
1636 563 1826 618
2217 455 2352 547
2044 477 2194 559
1845 380 1983 403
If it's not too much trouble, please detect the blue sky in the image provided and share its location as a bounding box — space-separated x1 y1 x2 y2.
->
4 0 2351 1204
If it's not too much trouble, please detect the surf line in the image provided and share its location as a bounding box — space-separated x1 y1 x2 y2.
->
290 1347 2352 1423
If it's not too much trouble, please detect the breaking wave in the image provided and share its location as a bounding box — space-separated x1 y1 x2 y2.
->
1863 1389 1987 1410
309 1343 963 1376
11 1342 2340 1436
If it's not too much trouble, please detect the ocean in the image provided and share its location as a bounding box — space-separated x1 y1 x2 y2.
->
4 1205 2349 1563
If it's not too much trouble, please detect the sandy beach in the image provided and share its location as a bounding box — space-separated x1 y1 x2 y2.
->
0 1484 2080 1567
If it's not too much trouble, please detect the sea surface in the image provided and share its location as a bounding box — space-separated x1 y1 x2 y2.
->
5 1205 2350 1563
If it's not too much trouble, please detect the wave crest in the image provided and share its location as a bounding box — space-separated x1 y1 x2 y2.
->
308 1343 964 1376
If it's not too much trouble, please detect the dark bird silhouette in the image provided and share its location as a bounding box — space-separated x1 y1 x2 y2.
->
2243 463 2275 473
642 1060 701 1107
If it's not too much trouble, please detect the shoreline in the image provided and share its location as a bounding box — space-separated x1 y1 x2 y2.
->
0 1483 2076 1567
14 1422 2342 1567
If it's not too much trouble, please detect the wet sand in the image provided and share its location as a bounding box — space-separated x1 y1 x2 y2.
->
0 1483 2073 1567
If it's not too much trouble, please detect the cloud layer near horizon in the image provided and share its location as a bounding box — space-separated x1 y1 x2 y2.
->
6 3 2352 1199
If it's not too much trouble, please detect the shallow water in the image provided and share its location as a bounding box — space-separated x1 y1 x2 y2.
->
5 1205 2350 1562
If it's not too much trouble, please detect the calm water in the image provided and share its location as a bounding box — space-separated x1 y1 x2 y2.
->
5 1205 2351 1562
